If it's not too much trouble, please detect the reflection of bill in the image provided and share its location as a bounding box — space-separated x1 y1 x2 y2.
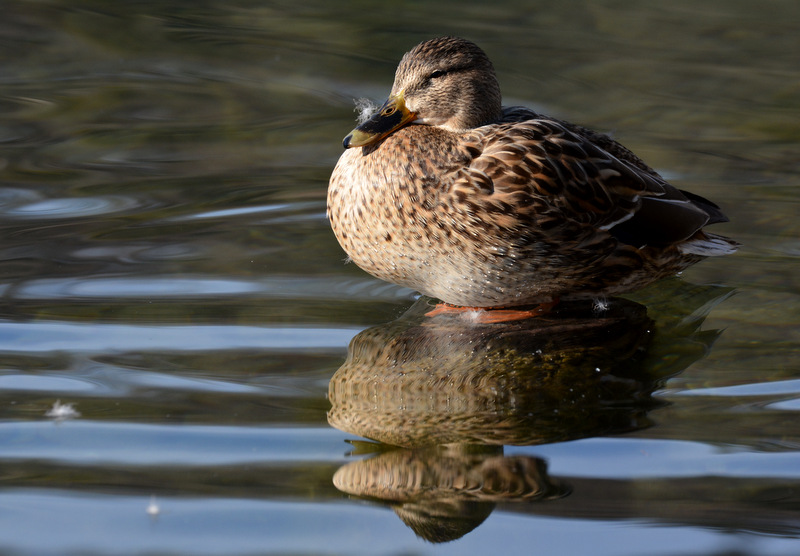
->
328 281 733 542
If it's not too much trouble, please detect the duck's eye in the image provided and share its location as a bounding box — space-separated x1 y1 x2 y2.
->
429 69 446 79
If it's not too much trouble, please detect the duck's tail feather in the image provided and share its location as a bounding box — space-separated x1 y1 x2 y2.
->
678 233 740 257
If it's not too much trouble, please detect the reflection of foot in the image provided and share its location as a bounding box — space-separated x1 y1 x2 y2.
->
425 299 559 323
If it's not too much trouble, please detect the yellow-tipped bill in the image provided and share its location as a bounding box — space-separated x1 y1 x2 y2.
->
343 91 417 148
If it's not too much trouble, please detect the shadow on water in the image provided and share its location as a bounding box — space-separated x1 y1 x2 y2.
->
328 280 742 542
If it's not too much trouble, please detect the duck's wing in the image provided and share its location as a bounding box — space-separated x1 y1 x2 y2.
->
454 118 719 248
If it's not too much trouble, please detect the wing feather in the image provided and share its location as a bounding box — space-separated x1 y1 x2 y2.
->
451 116 720 248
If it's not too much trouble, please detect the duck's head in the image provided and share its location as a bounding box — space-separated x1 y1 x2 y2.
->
343 37 502 149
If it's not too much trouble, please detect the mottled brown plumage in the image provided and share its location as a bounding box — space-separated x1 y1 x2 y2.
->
328 37 738 308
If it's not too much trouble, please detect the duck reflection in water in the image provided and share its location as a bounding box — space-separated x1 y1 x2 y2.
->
327 280 732 542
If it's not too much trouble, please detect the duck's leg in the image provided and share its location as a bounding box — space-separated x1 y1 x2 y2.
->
425 299 559 323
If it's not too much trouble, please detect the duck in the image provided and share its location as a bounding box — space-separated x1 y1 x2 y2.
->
327 37 738 318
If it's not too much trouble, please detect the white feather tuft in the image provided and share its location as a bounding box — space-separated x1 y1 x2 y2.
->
45 400 80 421
354 98 379 124
592 297 610 313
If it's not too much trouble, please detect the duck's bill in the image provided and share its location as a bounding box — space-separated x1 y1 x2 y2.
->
343 91 417 148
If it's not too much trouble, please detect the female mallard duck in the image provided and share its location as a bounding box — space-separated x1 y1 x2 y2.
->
328 37 737 316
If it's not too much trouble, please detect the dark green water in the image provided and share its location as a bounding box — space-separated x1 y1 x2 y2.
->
1 1 798 555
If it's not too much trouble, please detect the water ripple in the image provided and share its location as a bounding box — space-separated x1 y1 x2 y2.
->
170 201 327 224
0 321 360 353
0 422 347 465
0 374 97 393
177 203 304 221
3 195 143 220
9 275 413 301
511 438 800 480
672 379 800 398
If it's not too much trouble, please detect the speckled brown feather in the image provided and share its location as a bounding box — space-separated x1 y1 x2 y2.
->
328 37 738 307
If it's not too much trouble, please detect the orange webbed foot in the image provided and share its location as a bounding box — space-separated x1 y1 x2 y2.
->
425 299 560 323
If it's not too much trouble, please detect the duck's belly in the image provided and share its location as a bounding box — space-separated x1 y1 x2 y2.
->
328 150 560 307
333 218 556 307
